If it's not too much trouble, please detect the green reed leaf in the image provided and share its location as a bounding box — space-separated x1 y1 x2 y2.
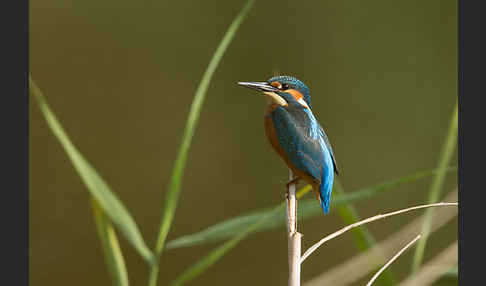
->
92 198 130 286
170 207 280 286
333 179 395 286
30 77 155 265
168 166 456 285
166 166 456 250
411 102 458 273
148 1 255 285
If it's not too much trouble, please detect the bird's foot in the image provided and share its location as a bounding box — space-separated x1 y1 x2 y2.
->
286 177 300 190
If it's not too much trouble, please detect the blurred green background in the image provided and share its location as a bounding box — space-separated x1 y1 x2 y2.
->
29 0 457 285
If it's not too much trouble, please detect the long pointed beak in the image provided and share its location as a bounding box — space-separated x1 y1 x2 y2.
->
237 81 279 93
238 81 288 106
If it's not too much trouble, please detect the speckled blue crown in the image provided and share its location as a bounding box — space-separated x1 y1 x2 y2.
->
267 75 312 109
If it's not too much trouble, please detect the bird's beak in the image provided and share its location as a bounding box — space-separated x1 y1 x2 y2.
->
237 81 280 93
238 81 287 106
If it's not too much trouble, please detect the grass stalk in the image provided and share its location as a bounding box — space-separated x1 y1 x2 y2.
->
30 76 154 264
366 235 421 286
301 202 457 263
303 189 458 286
165 166 456 250
169 184 311 285
148 1 255 285
402 241 458 286
170 205 281 286
334 179 395 285
411 102 458 273
92 198 130 286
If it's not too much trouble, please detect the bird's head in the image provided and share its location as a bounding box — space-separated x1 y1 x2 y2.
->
238 75 312 109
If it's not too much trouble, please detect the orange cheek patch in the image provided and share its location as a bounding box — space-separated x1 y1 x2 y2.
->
271 81 282 89
287 89 309 108
287 89 303 101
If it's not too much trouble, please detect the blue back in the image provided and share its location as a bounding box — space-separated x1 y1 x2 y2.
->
268 76 337 214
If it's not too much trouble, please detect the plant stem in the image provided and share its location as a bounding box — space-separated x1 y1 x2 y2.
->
334 179 395 286
366 235 421 286
147 1 255 285
287 169 301 286
411 102 458 273
301 202 457 263
92 198 130 286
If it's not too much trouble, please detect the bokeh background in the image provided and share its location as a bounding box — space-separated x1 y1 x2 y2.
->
30 0 457 285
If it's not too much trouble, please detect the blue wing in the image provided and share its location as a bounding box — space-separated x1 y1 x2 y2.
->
319 126 339 175
272 107 336 213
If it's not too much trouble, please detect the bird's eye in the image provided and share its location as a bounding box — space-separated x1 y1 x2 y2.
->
281 84 289 90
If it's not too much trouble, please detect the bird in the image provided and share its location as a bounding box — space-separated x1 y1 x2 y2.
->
238 75 339 214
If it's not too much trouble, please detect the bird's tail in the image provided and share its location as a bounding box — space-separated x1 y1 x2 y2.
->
319 172 335 214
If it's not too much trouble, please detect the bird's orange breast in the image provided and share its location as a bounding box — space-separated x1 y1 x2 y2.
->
264 104 290 166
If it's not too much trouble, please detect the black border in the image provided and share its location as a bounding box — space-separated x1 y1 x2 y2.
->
458 1 463 284
2 0 29 285
458 0 484 285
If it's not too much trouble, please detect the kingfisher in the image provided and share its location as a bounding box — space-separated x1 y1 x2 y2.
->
238 75 339 214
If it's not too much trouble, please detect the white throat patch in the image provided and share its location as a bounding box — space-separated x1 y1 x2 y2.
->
297 98 310 109
264 92 288 106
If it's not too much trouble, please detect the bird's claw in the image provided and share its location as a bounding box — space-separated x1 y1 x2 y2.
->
286 177 300 189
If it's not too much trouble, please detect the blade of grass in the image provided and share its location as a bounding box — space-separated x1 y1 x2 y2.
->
303 189 458 286
334 180 375 251
402 241 458 286
170 206 281 286
169 187 314 285
148 1 255 285
411 102 458 273
165 166 456 250
333 179 395 286
300 202 458 263
172 195 457 286
366 235 421 286
30 77 155 265
332 166 456 203
92 198 130 286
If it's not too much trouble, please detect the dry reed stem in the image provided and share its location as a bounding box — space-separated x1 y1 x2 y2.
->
398 241 458 286
303 189 458 286
366 235 421 286
287 169 301 286
301 202 458 263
